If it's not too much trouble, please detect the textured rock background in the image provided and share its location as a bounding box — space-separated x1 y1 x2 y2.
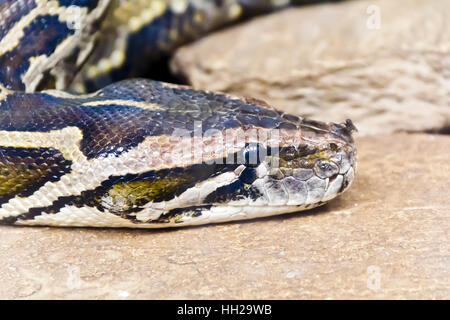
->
0 134 448 299
172 0 450 136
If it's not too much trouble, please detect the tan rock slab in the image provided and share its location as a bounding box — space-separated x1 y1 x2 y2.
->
0 133 448 299
171 0 450 136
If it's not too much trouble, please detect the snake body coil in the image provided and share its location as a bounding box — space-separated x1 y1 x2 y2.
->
0 0 357 228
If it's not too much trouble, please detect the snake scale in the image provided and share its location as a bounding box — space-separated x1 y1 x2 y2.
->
0 0 357 228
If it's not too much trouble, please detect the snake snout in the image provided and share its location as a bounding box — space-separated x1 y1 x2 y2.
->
330 119 358 144
327 137 358 197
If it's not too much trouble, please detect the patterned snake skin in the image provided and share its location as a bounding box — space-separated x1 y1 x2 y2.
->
0 0 357 228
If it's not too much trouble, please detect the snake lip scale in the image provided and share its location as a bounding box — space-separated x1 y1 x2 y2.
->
0 0 357 228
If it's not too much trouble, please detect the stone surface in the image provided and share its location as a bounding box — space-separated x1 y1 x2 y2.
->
0 133 449 299
171 0 450 136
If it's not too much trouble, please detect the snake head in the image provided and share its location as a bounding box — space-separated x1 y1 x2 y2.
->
260 118 358 209
88 110 358 226
198 116 358 220
86 82 359 226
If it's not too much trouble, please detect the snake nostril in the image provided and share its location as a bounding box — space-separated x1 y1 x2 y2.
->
329 143 338 152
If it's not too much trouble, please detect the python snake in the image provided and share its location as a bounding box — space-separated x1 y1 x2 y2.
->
0 0 357 228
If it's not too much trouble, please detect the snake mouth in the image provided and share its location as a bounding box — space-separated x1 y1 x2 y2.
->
131 158 357 227
158 140 357 226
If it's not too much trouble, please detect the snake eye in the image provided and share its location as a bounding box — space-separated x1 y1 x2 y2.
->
242 143 266 167
313 160 339 179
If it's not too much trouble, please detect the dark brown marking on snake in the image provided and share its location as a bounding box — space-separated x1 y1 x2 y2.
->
0 14 75 90
56 0 99 11
150 205 212 224
0 146 72 205
0 154 241 224
0 0 37 41
203 179 262 204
